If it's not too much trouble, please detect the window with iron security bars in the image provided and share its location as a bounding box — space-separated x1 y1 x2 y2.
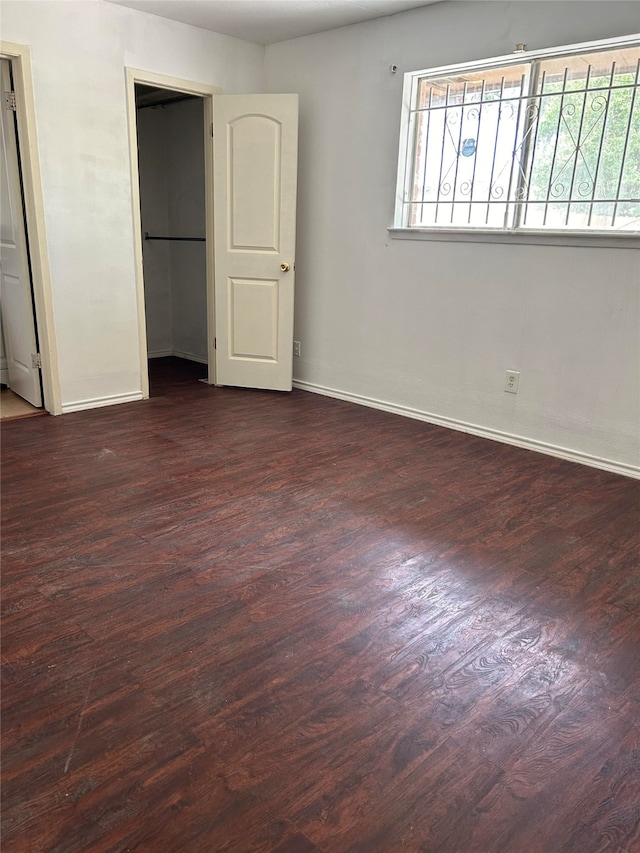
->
395 38 640 233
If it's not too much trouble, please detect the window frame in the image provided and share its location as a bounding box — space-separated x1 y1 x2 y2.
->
391 32 640 247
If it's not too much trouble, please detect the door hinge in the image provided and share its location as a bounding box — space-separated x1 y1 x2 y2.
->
211 123 214 137
31 353 42 369
5 91 16 112
214 337 217 350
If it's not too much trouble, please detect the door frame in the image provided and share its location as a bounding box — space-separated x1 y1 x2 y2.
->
0 42 61 414
125 68 219 398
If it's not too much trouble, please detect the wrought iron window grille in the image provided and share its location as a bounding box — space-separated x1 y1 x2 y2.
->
395 36 640 234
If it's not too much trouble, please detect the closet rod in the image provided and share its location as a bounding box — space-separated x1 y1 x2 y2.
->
144 232 205 242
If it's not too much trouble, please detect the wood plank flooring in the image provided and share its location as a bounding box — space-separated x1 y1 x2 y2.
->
2 357 639 852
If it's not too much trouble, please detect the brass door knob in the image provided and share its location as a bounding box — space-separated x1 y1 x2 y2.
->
280 262 290 272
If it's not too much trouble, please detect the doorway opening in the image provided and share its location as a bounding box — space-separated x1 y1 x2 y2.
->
0 56 44 415
128 74 298 398
135 83 208 397
0 42 61 415
126 69 218 401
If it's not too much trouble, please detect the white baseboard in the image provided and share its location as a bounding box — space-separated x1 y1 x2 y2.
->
61 391 144 414
147 349 207 365
293 379 640 480
171 349 208 365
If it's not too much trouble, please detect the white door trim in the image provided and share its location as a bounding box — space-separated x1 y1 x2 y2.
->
125 68 219 397
0 41 61 415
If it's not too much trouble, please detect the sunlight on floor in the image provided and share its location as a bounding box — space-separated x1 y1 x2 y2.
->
0 388 46 421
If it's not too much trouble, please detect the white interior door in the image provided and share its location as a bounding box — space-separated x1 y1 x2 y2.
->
213 94 298 391
0 59 41 407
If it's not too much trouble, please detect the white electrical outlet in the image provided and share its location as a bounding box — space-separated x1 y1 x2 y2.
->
505 370 520 394
293 340 301 357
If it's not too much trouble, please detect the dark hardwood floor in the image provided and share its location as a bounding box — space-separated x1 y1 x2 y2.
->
2 357 639 852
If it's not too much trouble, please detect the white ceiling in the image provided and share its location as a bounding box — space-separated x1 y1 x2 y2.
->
107 0 442 46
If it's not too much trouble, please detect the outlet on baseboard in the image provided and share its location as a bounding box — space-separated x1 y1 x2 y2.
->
504 370 520 394
293 340 301 357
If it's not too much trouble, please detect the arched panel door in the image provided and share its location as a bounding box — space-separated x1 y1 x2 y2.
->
213 94 298 391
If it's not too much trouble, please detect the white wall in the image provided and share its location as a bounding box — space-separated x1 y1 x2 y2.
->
266 1 640 474
1 0 264 409
137 96 207 362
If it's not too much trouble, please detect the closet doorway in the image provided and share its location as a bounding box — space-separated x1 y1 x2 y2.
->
127 69 217 400
127 69 299 399
135 82 209 395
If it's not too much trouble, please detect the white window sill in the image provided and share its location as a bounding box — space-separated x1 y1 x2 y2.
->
388 227 640 250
